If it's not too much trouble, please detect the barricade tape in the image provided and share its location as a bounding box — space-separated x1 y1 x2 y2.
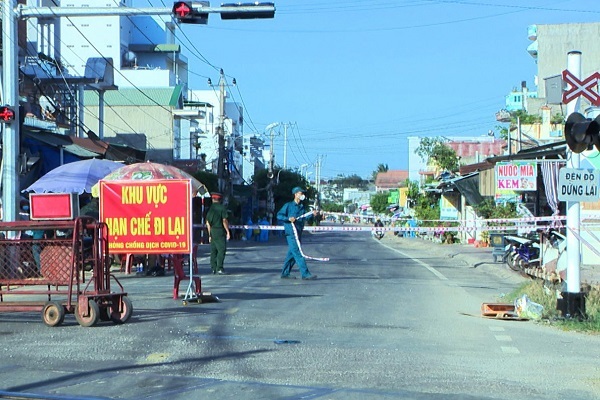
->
194 223 539 233
291 222 329 262
320 212 567 225
193 215 566 234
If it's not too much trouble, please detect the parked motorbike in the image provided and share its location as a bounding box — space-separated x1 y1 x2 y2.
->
504 234 540 272
504 229 566 274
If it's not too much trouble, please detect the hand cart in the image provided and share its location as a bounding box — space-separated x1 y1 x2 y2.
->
0 217 131 327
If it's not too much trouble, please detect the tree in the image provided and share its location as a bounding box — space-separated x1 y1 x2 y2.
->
370 192 390 214
473 199 518 219
330 174 368 190
405 179 419 208
510 109 542 124
192 170 218 193
413 191 440 226
321 200 344 213
415 137 460 173
252 168 314 216
372 163 389 181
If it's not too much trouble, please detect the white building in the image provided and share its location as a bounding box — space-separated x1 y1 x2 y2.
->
24 0 254 181
186 89 245 184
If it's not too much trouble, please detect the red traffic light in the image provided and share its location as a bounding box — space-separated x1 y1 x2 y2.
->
0 105 16 123
172 1 209 24
173 1 193 18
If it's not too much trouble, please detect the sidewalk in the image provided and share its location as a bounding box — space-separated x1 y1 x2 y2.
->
380 233 600 288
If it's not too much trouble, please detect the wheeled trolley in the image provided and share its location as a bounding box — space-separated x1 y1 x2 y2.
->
0 217 132 327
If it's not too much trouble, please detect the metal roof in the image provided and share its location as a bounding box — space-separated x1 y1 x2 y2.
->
23 131 102 158
486 141 567 163
84 86 183 107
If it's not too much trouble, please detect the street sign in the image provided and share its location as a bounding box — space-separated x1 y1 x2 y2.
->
558 167 600 202
562 70 600 106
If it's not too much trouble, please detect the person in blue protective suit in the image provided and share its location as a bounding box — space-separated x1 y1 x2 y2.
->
277 186 317 280
245 217 254 241
258 215 269 242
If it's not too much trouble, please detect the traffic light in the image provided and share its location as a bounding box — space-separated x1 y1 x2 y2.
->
565 112 600 153
220 2 275 20
172 1 209 24
0 105 16 123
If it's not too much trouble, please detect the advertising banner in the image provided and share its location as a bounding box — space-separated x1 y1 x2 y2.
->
99 179 192 254
440 195 459 220
495 161 536 203
495 161 537 191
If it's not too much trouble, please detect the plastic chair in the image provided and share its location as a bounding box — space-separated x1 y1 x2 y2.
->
159 254 174 272
172 245 201 299
119 254 135 274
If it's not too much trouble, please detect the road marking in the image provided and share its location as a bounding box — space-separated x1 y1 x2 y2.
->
378 241 448 281
489 326 505 332
144 353 170 363
501 346 521 354
193 325 211 332
494 335 513 342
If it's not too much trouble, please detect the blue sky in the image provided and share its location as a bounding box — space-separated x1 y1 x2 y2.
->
141 0 600 179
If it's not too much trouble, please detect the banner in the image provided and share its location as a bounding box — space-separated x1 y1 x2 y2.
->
495 161 536 203
440 196 458 220
495 161 537 191
99 179 192 254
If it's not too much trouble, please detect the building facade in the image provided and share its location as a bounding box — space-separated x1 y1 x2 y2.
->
22 0 256 181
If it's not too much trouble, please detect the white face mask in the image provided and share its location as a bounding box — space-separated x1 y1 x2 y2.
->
299 194 306 201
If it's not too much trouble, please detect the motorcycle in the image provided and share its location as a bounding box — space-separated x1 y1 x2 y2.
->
372 230 384 240
372 220 385 240
504 229 566 274
504 234 540 272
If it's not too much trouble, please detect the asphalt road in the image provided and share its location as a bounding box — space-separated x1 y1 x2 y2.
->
1 228 599 399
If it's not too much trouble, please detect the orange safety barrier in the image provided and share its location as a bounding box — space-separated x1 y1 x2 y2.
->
481 303 520 319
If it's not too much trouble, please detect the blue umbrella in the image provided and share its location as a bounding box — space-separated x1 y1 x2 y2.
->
24 159 123 194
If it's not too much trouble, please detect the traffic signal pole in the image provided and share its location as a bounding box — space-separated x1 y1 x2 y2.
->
2 0 20 227
1 1 275 222
217 70 227 199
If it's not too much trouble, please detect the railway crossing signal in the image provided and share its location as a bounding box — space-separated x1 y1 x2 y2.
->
564 112 600 154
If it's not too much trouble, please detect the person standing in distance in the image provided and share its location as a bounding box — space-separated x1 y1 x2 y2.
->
206 192 231 275
277 186 317 280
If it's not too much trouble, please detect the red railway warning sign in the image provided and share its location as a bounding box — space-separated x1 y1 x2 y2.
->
562 70 600 105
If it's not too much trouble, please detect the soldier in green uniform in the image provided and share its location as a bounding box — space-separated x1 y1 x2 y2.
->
205 192 231 275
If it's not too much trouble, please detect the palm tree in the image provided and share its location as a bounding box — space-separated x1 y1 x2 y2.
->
372 163 389 181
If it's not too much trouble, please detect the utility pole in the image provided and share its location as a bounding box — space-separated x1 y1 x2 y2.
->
283 123 288 169
265 122 279 224
314 155 324 209
280 122 295 170
216 69 227 198
2 0 21 227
